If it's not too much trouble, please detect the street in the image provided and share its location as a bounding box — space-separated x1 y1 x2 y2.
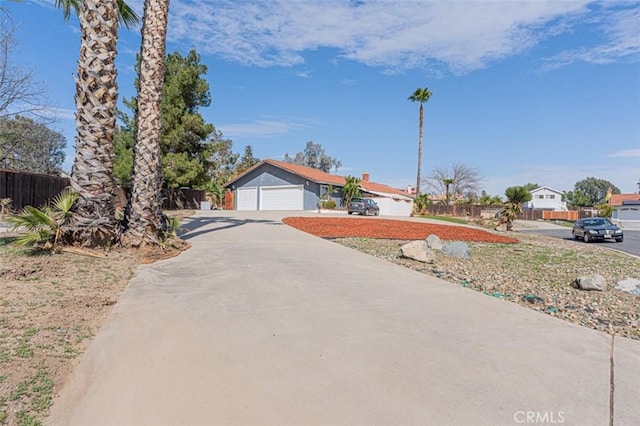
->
519 228 640 257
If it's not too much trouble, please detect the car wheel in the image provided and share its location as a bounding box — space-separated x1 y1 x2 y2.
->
348 211 353 215
375 210 379 216
615 237 623 243
584 233 591 243
364 209 369 216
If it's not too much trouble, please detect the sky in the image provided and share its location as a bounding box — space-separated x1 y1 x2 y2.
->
4 0 640 197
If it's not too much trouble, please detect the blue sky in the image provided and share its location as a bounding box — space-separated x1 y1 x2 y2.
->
5 0 640 196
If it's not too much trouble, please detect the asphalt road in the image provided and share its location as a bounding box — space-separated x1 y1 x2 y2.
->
520 228 640 257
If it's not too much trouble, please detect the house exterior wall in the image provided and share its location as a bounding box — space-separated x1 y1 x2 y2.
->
527 187 567 211
612 205 640 230
227 163 320 210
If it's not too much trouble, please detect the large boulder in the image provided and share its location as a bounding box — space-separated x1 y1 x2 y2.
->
615 278 640 296
400 241 435 263
442 241 471 259
572 274 607 291
425 234 443 251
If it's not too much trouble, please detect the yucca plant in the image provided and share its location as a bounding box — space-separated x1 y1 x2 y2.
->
8 189 78 250
497 186 532 231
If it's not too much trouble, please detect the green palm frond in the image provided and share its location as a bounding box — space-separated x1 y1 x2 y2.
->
13 229 54 247
52 189 78 220
55 0 140 29
8 206 55 231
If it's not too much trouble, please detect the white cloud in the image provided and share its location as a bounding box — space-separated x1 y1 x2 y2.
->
166 0 600 74
537 5 640 70
218 118 309 138
607 149 640 158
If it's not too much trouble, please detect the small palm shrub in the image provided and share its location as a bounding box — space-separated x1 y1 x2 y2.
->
413 194 430 214
8 189 78 250
496 186 532 231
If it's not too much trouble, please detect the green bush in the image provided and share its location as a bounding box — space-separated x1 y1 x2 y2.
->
320 200 337 209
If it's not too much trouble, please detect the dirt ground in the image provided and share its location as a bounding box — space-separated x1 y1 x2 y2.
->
0 213 191 425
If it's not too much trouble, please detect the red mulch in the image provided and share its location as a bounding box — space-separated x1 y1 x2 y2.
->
282 217 518 244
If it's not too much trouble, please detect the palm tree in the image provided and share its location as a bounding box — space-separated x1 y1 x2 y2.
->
442 177 454 205
342 175 361 207
408 87 432 195
497 186 532 231
55 0 139 246
125 0 171 246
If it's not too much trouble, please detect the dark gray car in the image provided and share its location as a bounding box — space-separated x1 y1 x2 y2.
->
348 198 380 216
572 217 623 243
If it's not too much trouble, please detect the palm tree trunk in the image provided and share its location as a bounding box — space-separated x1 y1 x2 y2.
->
125 0 170 246
69 0 119 246
416 104 424 195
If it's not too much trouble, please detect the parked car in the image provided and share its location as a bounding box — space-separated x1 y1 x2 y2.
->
348 198 380 216
572 217 623 243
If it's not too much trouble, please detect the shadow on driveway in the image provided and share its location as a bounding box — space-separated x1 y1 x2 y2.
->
178 215 282 241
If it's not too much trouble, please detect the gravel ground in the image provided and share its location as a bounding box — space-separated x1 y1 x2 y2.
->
332 232 640 340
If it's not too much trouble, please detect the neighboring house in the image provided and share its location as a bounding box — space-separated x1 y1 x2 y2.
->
609 193 640 230
526 186 567 211
224 159 414 216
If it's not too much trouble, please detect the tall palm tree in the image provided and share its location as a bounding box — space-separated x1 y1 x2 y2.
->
408 87 432 196
125 0 171 246
55 0 139 246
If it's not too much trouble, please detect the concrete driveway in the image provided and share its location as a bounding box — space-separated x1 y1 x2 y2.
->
49 211 640 426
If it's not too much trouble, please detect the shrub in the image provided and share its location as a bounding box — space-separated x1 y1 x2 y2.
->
320 200 336 209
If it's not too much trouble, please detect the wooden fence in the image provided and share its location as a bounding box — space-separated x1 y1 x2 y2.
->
425 203 585 221
0 168 70 211
0 169 206 212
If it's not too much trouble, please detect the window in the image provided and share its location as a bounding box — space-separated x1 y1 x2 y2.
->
536 195 544 199
545 195 555 199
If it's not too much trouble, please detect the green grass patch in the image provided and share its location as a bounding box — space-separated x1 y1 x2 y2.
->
418 215 468 224
16 410 41 426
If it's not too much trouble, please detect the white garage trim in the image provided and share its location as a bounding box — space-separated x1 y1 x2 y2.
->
259 185 304 211
236 187 258 210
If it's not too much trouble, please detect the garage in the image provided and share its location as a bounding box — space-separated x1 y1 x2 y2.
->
372 197 414 216
236 187 258 210
612 202 640 230
260 185 304 211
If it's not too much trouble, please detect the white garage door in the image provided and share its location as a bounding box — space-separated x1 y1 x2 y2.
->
236 187 258 210
373 197 414 216
260 186 304 211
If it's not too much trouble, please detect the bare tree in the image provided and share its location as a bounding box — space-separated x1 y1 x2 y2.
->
0 18 47 120
424 163 481 204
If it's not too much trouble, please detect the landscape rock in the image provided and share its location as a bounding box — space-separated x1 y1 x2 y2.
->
400 241 435 263
572 274 607 291
615 278 640 296
425 234 443 251
442 241 471 259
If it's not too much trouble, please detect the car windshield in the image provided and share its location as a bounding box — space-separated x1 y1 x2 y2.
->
584 219 612 227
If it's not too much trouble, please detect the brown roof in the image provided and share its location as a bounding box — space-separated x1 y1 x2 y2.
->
226 159 411 198
609 193 640 206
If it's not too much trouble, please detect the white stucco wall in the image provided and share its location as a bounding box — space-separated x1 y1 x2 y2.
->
527 187 567 211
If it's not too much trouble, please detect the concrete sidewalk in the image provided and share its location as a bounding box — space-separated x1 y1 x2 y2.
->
49 211 639 426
